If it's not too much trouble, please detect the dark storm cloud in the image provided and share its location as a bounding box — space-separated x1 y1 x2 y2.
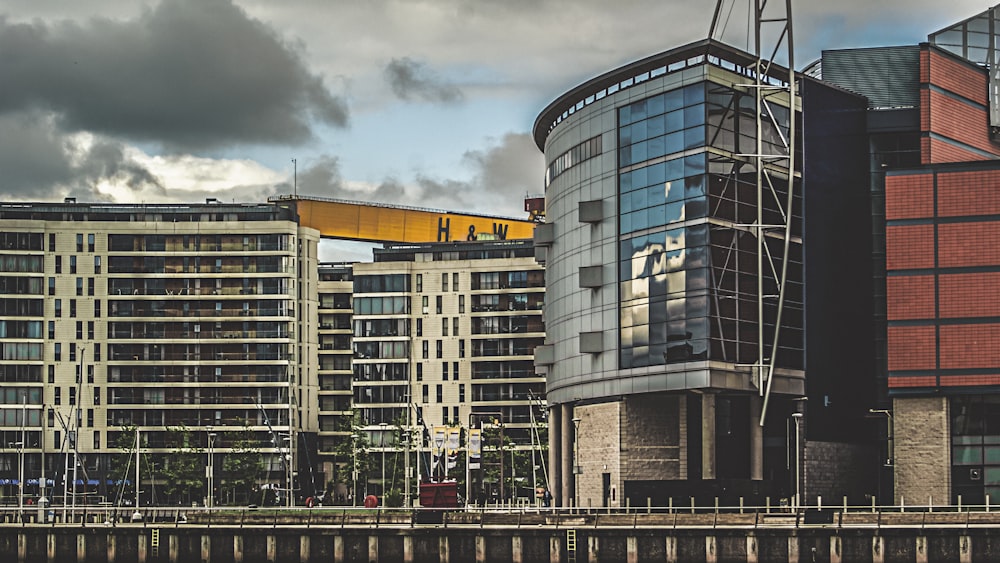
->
0 112 163 200
0 0 348 150
384 57 463 104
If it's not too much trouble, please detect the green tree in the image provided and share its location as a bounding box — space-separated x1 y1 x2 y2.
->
331 412 374 503
160 425 205 505
106 425 146 506
222 425 263 505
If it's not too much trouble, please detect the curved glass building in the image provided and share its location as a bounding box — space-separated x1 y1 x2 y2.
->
533 39 812 507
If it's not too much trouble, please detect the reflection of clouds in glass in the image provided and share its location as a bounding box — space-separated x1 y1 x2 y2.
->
664 181 673 201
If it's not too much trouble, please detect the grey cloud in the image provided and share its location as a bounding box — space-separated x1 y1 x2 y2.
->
0 111 163 200
385 57 463 104
296 156 407 204
0 0 348 151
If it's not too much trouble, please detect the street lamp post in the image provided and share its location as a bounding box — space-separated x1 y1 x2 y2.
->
206 427 216 509
378 422 388 502
791 412 804 510
572 417 581 510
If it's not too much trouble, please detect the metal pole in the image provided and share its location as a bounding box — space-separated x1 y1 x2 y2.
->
350 433 359 505
792 412 803 509
572 417 581 510
18 397 26 516
206 427 215 509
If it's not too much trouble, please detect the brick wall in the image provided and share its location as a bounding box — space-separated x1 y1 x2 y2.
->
894 396 950 506
885 174 934 220
574 401 622 509
803 441 878 505
885 224 934 270
886 275 934 320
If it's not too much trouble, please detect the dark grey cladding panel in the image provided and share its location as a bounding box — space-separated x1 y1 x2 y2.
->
820 46 921 109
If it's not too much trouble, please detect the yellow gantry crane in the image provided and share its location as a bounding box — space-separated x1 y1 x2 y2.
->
270 195 541 244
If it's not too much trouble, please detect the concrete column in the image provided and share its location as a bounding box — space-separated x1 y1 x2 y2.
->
201 535 211 563
561 403 575 508
475 536 486 563
549 536 561 563
915 536 927 563
234 536 243 563
626 536 638 563
267 536 277 563
138 533 146 563
169 534 178 563
702 394 716 480
78 534 87 563
872 536 883 563
368 537 378 563
705 536 717 563
300 536 309 563
46 533 55 563
830 536 842 563
587 535 599 563
333 536 344 563
787 536 798 563
108 533 117 563
439 536 449 563
403 536 414 563
750 396 763 481
665 536 677 563
746 534 758 563
17 533 26 563
512 536 523 563
960 535 972 563
549 405 561 506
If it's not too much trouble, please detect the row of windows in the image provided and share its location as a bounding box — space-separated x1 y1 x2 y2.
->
0 298 43 317
53 255 100 274
107 234 288 252
0 232 43 251
545 135 602 186
354 274 409 294
0 276 43 295
0 343 42 360
353 296 408 316
0 254 43 273
107 255 290 274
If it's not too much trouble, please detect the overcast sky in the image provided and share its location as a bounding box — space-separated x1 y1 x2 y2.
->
0 0 990 259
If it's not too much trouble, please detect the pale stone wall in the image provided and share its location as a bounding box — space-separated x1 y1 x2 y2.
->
894 396 950 506
575 402 622 509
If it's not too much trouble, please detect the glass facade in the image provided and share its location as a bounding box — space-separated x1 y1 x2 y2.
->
618 81 803 370
952 396 1000 503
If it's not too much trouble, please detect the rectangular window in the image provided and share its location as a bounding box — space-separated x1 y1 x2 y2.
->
87 365 94 384
436 384 443 403
459 384 465 402
54 430 60 446
54 343 62 362
442 363 448 381
76 277 83 296
48 365 55 384
55 299 62 318
70 256 77 274
87 409 94 427
416 318 422 337
416 273 422 292
458 295 465 314
453 273 459 291
69 387 76 406
94 300 101 318
69 342 76 363
422 340 428 359
93 431 100 450
442 406 448 423
436 295 442 314
422 295 429 314
54 388 61 405
422 385 429 403
88 321 94 340
94 387 100 405
48 408 54 427
48 234 55 251
453 317 459 336
453 362 459 380
459 340 465 358
76 234 83 253
48 321 55 340
70 299 76 317
54 256 62 274
416 363 423 381
436 340 442 359
76 321 83 340
48 277 55 296
87 233 95 253
442 318 448 337
94 343 100 362
453 406 459 422
87 278 94 296
442 273 448 292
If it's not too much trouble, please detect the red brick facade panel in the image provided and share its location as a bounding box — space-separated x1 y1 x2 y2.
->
937 169 1000 217
885 174 934 220
885 224 935 271
940 324 1000 370
887 325 937 371
927 138 994 165
920 89 931 138
940 374 1000 387
919 49 929 94
939 272 1000 318
927 91 997 158
887 275 935 321
927 49 989 106
887 376 937 388
938 222 1000 268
